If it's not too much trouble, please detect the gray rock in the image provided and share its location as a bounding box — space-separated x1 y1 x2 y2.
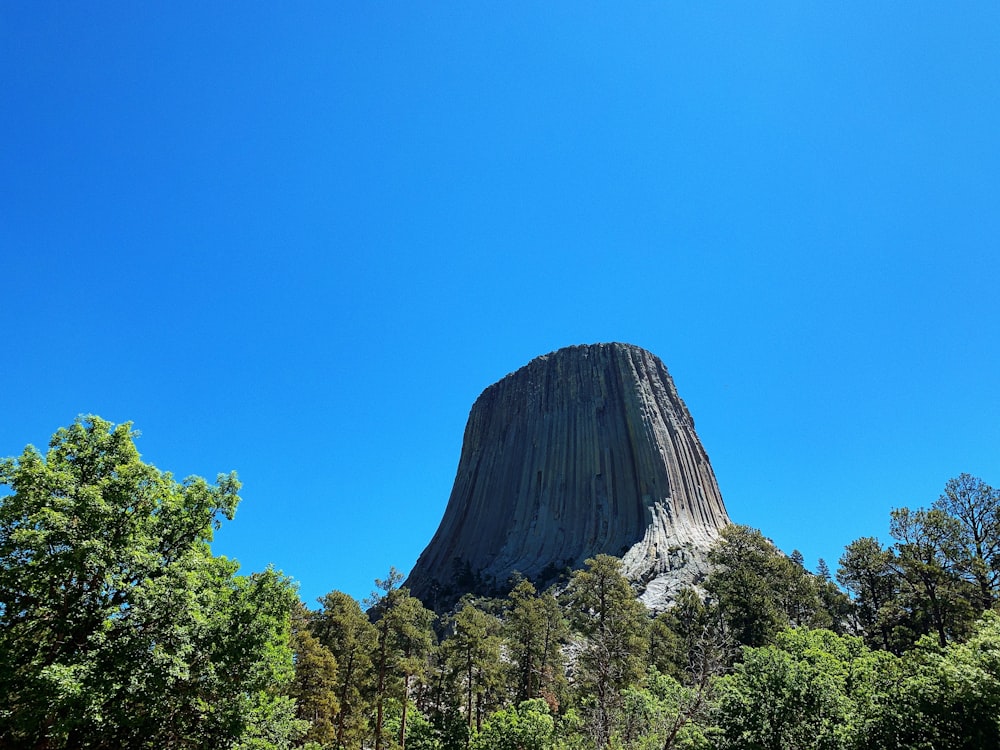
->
406 343 730 612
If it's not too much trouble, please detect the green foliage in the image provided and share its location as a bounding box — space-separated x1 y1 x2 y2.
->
471 700 556 750
504 579 569 708
4 420 994 750
0 416 301 749
565 555 650 749
934 473 1000 611
706 524 833 648
383 701 442 750
612 669 711 750
837 537 903 651
312 590 378 749
649 588 724 682
712 629 866 750
889 507 977 647
860 613 1000 750
441 600 504 732
289 602 339 746
368 569 437 750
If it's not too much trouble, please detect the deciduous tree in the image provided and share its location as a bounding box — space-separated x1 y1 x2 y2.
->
0 416 301 749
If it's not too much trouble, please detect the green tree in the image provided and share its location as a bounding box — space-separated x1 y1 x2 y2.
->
289 602 340 746
934 474 1000 612
649 588 727 682
713 629 871 750
367 569 436 750
312 590 378 749
0 416 301 749
470 699 556 750
504 580 568 709
613 668 712 750
441 600 503 739
861 612 1000 749
837 537 902 651
890 507 976 647
706 525 829 648
564 555 649 749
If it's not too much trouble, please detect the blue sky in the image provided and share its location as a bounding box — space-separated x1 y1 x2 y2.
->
3 3 998 606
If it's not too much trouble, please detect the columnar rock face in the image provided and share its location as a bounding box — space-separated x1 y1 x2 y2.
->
406 343 730 612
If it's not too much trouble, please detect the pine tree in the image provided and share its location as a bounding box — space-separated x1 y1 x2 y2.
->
312 590 378 749
504 580 568 708
564 555 649 749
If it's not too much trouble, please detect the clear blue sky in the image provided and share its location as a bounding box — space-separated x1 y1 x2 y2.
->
3 3 998 606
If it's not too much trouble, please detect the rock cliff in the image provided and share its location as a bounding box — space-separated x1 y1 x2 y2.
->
405 343 730 612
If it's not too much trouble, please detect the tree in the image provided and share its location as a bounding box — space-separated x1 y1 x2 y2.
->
713 629 869 750
837 537 902 651
706 525 830 648
441 600 503 739
861 613 1000 749
613 669 712 750
312 591 378 749
564 555 649 749
650 587 731 681
934 474 1000 612
367 569 436 750
470 700 556 750
503 580 568 708
648 587 733 746
289 602 340 746
0 416 301 749
889 507 976 648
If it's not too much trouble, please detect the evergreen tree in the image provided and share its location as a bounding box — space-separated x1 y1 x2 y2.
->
890 507 976 647
706 524 830 647
289 602 340 746
564 555 649 749
312 590 378 749
649 588 712 680
441 600 503 740
934 474 1000 612
367 569 436 750
503 580 568 708
837 537 902 651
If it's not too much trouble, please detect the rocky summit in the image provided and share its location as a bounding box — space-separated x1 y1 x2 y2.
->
405 343 731 612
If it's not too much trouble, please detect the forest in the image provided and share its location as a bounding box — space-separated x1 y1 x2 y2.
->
2 416 999 749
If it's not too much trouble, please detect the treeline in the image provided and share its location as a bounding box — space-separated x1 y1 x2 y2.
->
2 417 999 749
291 488 1000 750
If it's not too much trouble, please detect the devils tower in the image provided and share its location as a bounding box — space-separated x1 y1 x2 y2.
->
406 343 730 612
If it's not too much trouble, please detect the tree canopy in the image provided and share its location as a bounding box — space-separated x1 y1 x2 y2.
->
3 419 997 750
0 416 301 749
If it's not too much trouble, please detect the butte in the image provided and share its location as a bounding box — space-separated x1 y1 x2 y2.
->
405 343 730 612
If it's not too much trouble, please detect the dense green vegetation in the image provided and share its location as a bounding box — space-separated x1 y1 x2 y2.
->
2 417 999 748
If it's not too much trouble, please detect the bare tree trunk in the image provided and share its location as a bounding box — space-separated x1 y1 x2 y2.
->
399 671 410 750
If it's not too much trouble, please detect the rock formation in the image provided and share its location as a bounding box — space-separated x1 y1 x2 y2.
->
405 343 730 612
